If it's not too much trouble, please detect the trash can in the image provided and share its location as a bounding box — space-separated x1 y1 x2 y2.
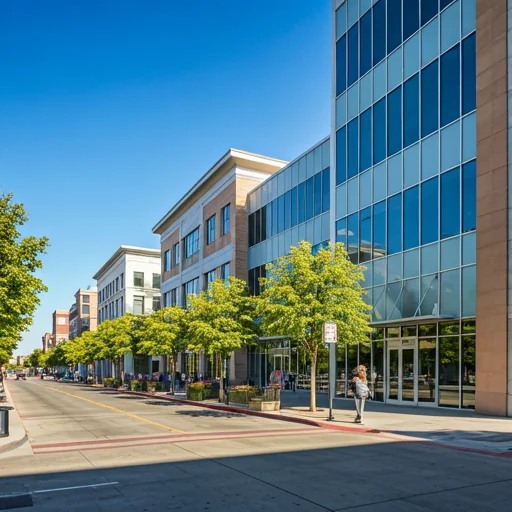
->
0 407 9 437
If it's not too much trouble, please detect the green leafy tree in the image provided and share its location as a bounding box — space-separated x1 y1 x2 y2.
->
24 348 43 369
136 306 188 394
258 241 371 412
0 193 49 361
187 277 259 399
42 343 68 371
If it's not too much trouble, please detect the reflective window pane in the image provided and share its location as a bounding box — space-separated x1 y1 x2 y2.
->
418 339 437 403
462 265 476 317
336 183 347 219
462 33 476 114
373 98 386 164
441 121 461 172
297 182 305 225
441 1 460 52
277 194 285 233
404 248 419 278
388 253 402 282
336 217 347 248
387 86 402 156
462 0 476 37
440 269 460 316
348 84 359 120
374 59 387 101
420 274 439 316
421 243 439 275
290 187 297 227
404 185 420 250
422 17 439 66
421 0 438 26
360 10 372 77
305 177 314 221
360 169 372 208
404 73 420 147
284 190 291 230
388 47 402 92
462 112 476 162
441 167 460 239
404 143 420 188
373 0 386 66
401 278 420 318
462 334 476 409
360 108 372 172
439 336 460 408
322 168 330 213
348 0 358 28
387 0 402 53
462 160 476 232
360 207 372 262
422 60 439 137
387 154 402 196
360 72 373 111
387 193 402 255
373 161 387 202
348 176 359 213
336 127 347 185
404 32 420 79
348 213 359 264
403 0 419 41
441 44 461 127
373 200 386 258
441 237 460 271
462 232 476 265
421 132 439 180
336 35 347 97
422 177 439 245
348 118 359 179
335 3 347 40
348 24 359 87
314 173 322 218
374 258 386 286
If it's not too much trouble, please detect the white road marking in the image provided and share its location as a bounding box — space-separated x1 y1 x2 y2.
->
0 481 119 498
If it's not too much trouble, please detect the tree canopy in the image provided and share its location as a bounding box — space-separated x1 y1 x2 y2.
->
258 241 371 411
0 193 49 362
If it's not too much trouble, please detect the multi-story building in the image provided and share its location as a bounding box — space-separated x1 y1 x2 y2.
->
245 0 512 416
93 246 161 379
69 288 98 340
41 333 52 353
52 310 69 346
153 148 287 383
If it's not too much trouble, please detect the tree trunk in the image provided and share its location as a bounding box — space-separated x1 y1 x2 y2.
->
218 354 224 403
310 346 318 412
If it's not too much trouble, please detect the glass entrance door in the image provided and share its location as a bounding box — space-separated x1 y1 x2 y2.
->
386 339 417 404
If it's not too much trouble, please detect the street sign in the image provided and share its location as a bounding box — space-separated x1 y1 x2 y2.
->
323 321 337 343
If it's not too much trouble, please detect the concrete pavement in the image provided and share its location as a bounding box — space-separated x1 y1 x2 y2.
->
0 379 511 511
0 380 29 458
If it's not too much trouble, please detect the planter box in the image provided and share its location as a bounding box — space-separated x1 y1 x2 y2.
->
248 399 280 411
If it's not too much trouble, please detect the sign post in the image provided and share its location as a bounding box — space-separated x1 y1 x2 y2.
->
323 321 337 421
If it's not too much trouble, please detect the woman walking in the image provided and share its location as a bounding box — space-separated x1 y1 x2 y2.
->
352 365 370 424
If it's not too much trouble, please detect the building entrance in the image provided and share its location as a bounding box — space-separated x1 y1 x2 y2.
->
386 338 417 405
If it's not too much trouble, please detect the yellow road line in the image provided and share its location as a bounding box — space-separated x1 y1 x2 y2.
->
35 383 188 435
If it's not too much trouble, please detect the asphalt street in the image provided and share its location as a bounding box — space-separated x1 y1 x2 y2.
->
1 379 511 511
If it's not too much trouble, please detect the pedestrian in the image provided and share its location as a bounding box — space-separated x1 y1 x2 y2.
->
352 365 370 424
289 373 296 392
175 371 180 391
181 372 186 390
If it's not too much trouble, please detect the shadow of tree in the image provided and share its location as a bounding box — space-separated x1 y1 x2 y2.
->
175 409 244 418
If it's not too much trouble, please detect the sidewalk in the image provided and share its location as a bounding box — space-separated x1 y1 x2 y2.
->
0 381 30 459
114 386 512 457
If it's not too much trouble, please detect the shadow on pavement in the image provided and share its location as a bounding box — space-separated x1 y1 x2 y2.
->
175 409 244 418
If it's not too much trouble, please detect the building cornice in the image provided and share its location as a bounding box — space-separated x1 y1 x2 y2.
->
93 246 160 281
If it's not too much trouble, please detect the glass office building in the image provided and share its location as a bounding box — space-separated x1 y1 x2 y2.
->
333 0 477 408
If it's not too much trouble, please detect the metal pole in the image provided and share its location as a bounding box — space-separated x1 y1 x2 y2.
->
328 342 336 421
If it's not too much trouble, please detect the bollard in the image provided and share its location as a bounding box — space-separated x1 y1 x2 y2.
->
0 407 9 437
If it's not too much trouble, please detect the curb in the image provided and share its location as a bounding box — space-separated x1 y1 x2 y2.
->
0 382 29 455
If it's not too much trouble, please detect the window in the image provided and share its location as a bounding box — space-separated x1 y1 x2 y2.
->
120 296 124 315
116 277 119 292
277 194 285 233
360 207 372 262
441 167 460 239
403 73 419 147
422 177 439 245
81 318 90 331
248 213 255 247
183 278 199 307
152 296 161 312
305 177 314 220
206 269 217 288
133 296 144 316
284 190 292 230
120 273 124 289
265 202 272 237
360 10 372 77
322 168 330 213
336 127 347 185
421 60 438 137
170 288 177 306
403 0 419 41
207 215 216 245
221 204 230 235
347 118 359 179
134 271 144 287
373 98 386 165
462 334 476 409
152 273 161 289
421 0 438 26
347 24 358 87
272 198 278 236
360 108 372 172
290 187 298 227
336 217 347 247
82 295 90 304
221 263 230 283
387 0 402 53
462 160 476 232
404 186 419 250
314 173 322 217
261 205 267 241
462 33 476 115
184 229 199 258
387 193 402 255
439 336 460 407
387 86 402 156
82 304 90 315
441 44 460 127
347 213 359 264
373 201 386 258
164 249 171 271
57 317 66 325
297 182 306 224
373 0 386 66
336 35 347 96
115 299 119 318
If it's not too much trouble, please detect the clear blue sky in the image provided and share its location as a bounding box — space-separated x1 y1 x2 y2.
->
0 0 331 354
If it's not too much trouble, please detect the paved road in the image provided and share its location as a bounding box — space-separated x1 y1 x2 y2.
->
1 379 511 511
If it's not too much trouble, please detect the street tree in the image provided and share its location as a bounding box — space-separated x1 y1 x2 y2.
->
136 306 188 394
0 193 49 361
24 348 43 369
258 241 371 412
41 343 68 372
187 277 259 399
